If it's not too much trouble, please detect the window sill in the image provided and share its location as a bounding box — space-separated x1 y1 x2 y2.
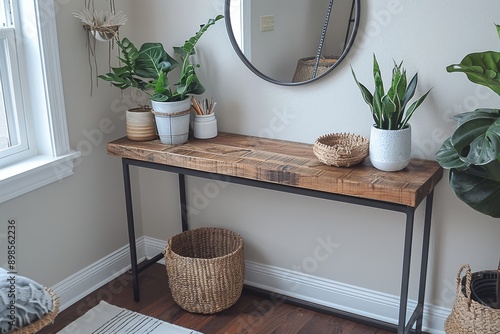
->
0 151 81 204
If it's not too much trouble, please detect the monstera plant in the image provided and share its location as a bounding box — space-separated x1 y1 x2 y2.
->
436 25 500 218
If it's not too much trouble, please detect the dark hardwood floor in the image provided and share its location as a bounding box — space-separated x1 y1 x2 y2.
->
38 264 398 334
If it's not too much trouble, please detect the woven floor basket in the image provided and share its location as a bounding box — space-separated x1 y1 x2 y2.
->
445 264 500 333
313 133 369 167
292 56 338 82
11 287 59 334
164 227 245 314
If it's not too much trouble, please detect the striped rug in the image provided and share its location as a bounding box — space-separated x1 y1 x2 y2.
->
57 301 202 334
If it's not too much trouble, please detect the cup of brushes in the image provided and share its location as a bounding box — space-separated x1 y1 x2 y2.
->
192 97 218 139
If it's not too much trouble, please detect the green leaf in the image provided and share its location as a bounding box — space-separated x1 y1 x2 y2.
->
135 43 178 79
449 167 500 218
400 73 418 112
178 15 224 58
447 51 500 95
450 111 500 165
381 94 397 129
351 66 378 124
436 137 470 170
400 89 431 129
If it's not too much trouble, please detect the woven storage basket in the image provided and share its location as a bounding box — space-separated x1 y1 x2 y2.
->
292 56 338 82
164 227 245 314
445 264 500 334
11 287 59 334
313 133 369 167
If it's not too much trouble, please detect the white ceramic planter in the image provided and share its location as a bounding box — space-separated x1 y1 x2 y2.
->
125 107 156 142
369 125 411 171
152 99 191 145
194 113 217 139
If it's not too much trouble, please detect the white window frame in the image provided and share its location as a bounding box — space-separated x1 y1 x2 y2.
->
0 0 80 204
0 3 30 161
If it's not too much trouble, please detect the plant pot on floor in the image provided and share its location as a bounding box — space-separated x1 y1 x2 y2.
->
126 107 156 142
369 124 411 172
151 99 191 145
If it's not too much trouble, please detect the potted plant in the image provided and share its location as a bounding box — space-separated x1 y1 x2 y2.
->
436 24 500 334
436 28 500 219
351 55 431 171
99 15 224 145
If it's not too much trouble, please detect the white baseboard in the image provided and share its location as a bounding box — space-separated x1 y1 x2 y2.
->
51 237 146 311
243 261 450 334
52 236 450 333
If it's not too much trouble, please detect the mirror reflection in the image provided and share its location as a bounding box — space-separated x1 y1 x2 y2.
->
225 0 360 85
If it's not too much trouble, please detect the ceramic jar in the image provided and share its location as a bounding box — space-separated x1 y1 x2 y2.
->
194 114 217 139
125 107 156 142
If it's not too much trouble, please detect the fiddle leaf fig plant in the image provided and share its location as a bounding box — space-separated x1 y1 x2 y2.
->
436 24 500 218
98 14 223 102
351 54 431 130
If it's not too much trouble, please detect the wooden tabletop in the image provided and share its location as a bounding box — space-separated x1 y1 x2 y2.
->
107 132 443 207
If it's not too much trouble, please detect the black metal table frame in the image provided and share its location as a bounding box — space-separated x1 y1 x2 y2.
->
121 157 434 334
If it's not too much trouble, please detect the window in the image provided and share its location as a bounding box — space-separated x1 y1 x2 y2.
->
0 0 80 203
0 0 30 162
229 0 251 60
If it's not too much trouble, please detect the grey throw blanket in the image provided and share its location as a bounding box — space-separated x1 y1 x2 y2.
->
0 268 54 333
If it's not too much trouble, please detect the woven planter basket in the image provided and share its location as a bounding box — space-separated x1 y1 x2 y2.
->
164 227 245 314
313 133 369 167
11 287 59 334
445 264 500 334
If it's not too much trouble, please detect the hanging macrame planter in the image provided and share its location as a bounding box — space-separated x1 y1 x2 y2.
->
73 0 127 95
73 9 127 42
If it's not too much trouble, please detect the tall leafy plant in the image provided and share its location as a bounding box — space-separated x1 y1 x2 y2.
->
99 15 223 102
351 55 431 130
436 25 500 218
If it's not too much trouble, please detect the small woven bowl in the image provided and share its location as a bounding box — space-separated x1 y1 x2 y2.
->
313 133 369 167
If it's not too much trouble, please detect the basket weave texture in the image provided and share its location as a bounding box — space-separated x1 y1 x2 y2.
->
11 287 59 334
292 56 338 82
445 264 500 333
313 133 369 167
164 227 245 314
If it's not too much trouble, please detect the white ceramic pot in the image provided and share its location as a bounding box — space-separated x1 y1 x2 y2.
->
151 99 191 145
125 107 156 142
369 125 411 171
194 113 217 139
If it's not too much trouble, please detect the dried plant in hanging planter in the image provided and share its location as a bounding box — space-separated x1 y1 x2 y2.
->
73 9 127 41
73 8 127 95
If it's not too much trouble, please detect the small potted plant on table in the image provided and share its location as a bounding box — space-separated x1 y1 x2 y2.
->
99 15 224 145
351 55 431 171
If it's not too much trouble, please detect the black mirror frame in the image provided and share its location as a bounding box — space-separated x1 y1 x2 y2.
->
224 0 361 86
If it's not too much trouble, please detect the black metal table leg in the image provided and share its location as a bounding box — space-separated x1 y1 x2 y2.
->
179 174 188 232
122 159 140 302
399 208 415 334
415 191 434 332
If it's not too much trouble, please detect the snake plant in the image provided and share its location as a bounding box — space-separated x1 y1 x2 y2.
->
436 25 500 218
351 55 431 130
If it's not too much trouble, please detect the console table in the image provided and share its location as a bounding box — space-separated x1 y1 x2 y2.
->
107 132 443 334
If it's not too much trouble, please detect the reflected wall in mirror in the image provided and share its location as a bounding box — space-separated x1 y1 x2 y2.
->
225 0 360 85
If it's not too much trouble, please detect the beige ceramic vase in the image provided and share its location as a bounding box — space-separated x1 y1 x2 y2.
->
126 107 156 141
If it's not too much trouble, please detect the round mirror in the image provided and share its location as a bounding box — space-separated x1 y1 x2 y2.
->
224 0 360 86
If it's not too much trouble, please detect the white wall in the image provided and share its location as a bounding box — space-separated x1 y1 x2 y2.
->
131 0 500 314
0 0 135 284
0 0 498 331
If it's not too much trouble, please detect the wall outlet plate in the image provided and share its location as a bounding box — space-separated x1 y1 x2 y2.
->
260 15 274 32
